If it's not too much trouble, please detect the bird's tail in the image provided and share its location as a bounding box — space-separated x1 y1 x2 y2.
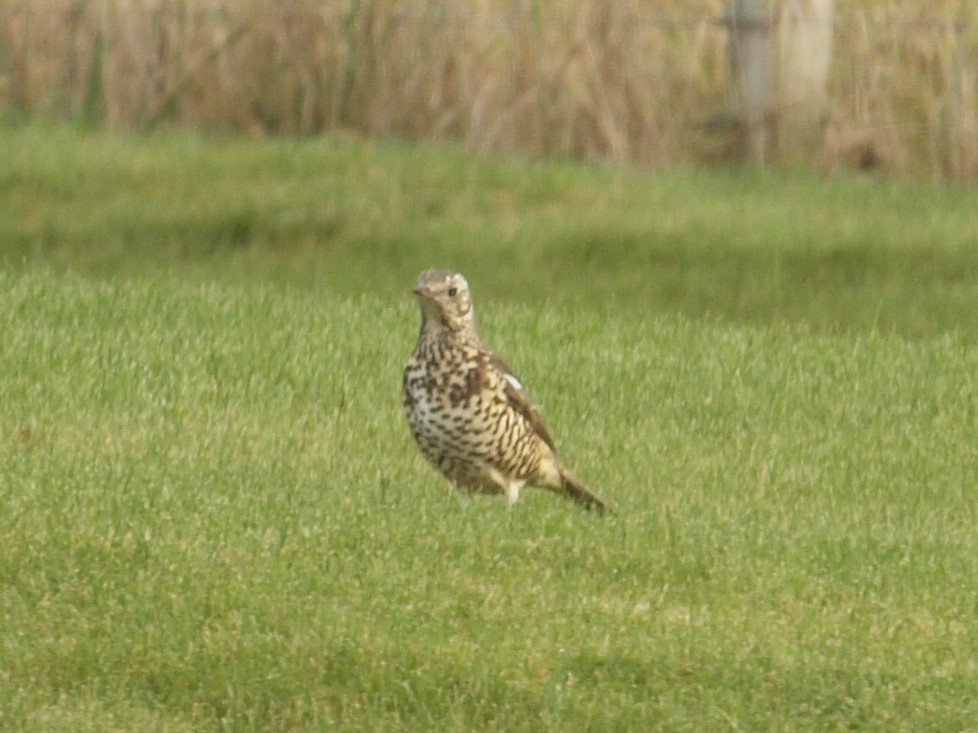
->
557 468 612 515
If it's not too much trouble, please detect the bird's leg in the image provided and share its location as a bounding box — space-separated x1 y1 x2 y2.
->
480 463 525 507
504 480 526 507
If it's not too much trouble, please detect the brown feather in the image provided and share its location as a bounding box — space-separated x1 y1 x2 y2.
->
486 351 557 451
559 470 611 515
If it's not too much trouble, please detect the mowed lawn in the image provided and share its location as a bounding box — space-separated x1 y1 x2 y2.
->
2 126 978 730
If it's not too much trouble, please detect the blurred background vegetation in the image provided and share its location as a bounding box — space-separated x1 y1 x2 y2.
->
2 0 977 181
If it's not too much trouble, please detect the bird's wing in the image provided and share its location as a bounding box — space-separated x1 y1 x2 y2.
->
484 351 558 452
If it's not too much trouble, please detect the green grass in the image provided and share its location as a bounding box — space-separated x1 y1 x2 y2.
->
2 125 978 730
4 123 978 338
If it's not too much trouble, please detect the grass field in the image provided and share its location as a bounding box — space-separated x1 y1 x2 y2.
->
3 125 978 730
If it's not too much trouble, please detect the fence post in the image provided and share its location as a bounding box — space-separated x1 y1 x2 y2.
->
777 0 834 149
728 0 834 164
728 0 775 163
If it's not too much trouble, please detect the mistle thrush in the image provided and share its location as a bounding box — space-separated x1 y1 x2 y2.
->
403 269 610 514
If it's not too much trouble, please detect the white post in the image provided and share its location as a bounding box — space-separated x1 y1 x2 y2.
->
777 0 834 141
728 0 775 163
728 0 834 163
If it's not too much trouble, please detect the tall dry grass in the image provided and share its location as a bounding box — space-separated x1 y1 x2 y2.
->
1 0 976 180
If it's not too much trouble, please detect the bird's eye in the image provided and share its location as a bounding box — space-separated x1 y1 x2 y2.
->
447 287 458 297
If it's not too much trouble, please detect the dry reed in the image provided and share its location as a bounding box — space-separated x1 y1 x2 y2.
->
1 0 976 180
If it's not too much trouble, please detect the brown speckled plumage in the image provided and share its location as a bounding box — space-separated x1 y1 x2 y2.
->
403 269 609 513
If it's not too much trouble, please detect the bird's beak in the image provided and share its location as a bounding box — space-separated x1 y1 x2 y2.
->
412 285 431 297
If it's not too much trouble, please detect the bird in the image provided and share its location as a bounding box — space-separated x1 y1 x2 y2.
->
403 269 610 514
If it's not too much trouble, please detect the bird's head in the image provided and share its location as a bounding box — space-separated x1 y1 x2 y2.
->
412 269 477 337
